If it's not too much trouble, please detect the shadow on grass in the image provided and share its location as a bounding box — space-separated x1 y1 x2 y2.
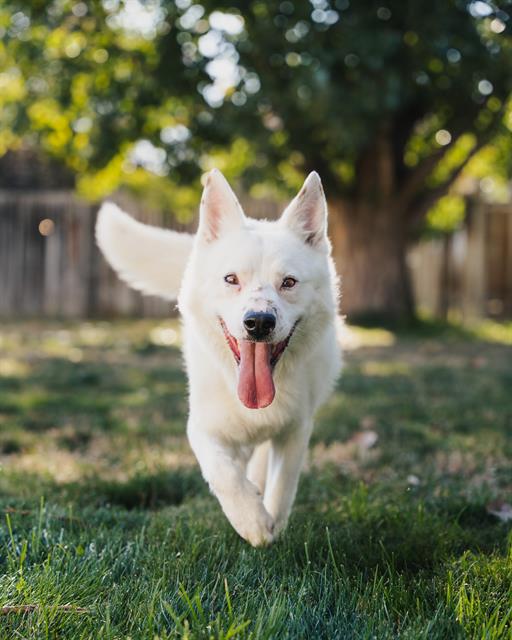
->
0 466 207 513
75 467 208 510
0 353 188 447
3 465 507 576
315 362 512 463
0 456 509 639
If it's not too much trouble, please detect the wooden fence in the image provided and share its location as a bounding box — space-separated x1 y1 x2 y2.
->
1 189 511 319
0 189 282 318
0 190 177 318
409 199 512 319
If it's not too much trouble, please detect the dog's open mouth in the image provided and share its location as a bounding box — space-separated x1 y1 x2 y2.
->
220 318 297 410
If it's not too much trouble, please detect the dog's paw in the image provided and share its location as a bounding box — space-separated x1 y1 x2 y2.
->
233 505 275 548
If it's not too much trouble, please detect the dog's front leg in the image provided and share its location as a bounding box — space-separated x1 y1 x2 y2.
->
246 440 270 495
264 425 311 537
188 425 274 547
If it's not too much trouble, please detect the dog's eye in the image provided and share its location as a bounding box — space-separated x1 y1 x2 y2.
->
224 274 239 286
281 276 298 289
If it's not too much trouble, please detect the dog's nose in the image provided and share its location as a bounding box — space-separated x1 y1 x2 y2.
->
243 311 276 340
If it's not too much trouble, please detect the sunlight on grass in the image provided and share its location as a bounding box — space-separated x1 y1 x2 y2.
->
0 358 30 377
339 324 396 350
0 319 510 638
447 545 512 638
149 324 180 347
468 320 512 345
361 361 411 376
416 311 512 345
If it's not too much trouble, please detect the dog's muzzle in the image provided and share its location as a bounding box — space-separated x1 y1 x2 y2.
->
220 317 299 410
243 311 276 341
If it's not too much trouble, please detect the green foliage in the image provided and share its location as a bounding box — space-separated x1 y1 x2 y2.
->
199 0 512 193
2 0 512 213
447 549 512 638
0 319 511 637
426 194 466 234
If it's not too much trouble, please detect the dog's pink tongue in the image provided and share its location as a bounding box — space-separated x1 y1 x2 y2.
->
238 341 275 409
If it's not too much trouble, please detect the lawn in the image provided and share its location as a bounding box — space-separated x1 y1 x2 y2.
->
0 319 510 639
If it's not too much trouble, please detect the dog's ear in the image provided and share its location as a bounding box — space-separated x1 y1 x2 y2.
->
279 172 328 249
198 169 245 242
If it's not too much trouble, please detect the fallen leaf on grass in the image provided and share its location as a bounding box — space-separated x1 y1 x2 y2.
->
3 507 31 516
351 430 378 451
311 430 379 470
1 605 90 615
486 501 512 523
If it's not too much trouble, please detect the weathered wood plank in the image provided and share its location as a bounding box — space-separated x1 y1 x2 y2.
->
1 189 511 319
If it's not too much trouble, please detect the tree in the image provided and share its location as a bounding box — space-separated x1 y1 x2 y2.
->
2 0 512 320
194 0 512 320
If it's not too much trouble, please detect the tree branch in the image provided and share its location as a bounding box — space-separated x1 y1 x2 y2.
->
406 136 488 227
394 143 456 215
404 102 508 229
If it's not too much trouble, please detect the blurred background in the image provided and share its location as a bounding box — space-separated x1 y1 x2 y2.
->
1 0 512 323
0 3 511 635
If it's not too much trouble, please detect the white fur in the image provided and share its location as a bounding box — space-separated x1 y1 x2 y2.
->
96 202 194 299
96 171 342 546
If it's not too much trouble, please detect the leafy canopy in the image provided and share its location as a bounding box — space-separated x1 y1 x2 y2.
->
2 0 512 222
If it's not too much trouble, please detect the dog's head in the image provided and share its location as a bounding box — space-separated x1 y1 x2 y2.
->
180 169 338 410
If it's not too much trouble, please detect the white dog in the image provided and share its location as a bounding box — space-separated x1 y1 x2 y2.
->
96 170 341 546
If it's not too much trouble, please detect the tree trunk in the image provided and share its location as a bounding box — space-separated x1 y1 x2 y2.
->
329 200 415 323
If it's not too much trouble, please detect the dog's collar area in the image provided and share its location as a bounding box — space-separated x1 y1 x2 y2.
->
219 318 298 368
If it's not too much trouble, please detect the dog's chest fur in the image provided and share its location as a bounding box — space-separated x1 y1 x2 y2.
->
181 317 341 446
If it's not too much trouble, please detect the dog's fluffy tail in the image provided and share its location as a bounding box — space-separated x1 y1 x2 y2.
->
96 202 194 300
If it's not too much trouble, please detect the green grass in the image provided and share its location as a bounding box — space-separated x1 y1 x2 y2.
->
0 319 510 639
